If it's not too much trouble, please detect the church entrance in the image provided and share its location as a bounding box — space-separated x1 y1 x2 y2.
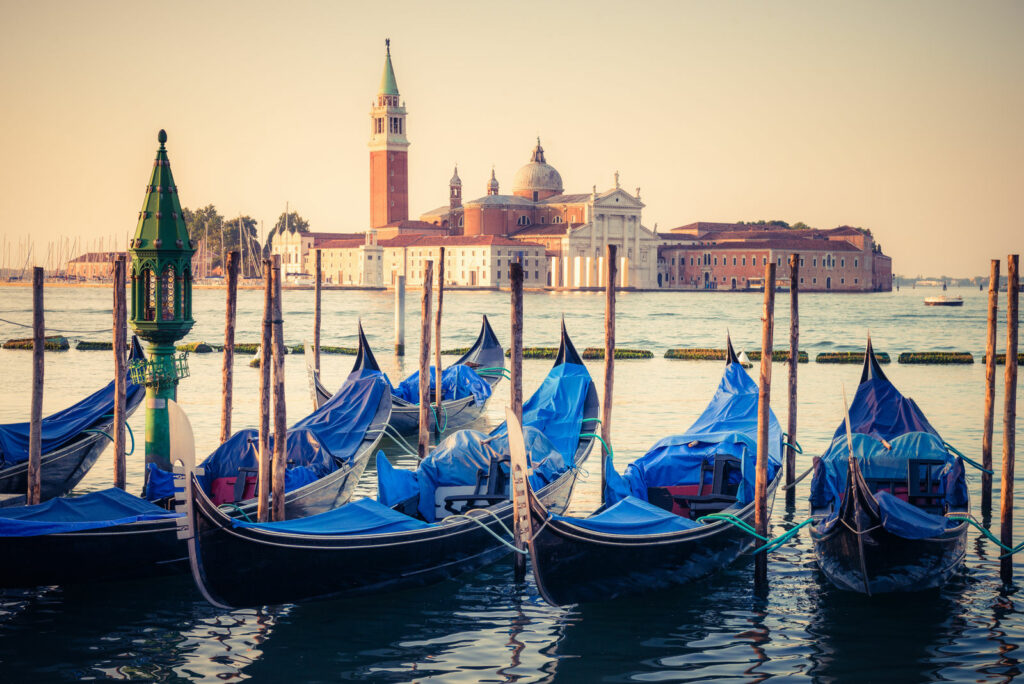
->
826 276 832 290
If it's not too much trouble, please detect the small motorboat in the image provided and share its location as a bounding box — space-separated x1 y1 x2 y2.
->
923 295 963 307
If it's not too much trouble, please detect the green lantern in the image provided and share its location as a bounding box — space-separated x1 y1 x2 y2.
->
128 129 194 472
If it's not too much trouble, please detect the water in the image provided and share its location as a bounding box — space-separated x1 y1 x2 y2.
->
0 285 1021 682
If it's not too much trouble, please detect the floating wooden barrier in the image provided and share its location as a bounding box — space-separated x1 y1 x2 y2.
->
235 343 260 354
177 341 214 353
747 350 808 363
289 344 356 355
506 347 559 359
441 347 470 356
983 353 1024 365
664 348 728 360
3 335 69 351
816 351 891 364
582 347 653 360
76 340 113 350
898 352 973 364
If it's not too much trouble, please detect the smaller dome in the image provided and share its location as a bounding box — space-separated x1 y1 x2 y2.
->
486 167 499 194
512 138 562 196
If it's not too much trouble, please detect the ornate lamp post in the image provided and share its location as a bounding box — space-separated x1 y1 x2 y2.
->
128 130 194 472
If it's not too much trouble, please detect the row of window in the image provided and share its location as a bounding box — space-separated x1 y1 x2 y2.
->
671 254 861 269
372 117 404 135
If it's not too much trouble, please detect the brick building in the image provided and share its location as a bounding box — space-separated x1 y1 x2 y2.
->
657 223 892 292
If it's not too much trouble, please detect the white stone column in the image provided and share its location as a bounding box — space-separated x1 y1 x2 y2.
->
597 256 605 288
620 256 629 288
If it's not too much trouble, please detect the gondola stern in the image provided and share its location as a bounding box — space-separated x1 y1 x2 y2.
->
725 332 740 366
859 334 889 385
554 320 584 367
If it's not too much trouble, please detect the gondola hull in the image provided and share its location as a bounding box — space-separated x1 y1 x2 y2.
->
0 397 144 507
810 521 967 595
529 474 782 606
0 519 185 587
190 445 586 608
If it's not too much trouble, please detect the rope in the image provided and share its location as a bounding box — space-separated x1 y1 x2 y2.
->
947 513 1024 557
782 465 814 491
943 442 994 475
443 510 526 555
382 426 419 457
429 402 448 433
83 420 135 456
696 513 768 541
476 366 511 379
580 433 613 461
223 502 254 522
0 316 113 335
753 517 814 554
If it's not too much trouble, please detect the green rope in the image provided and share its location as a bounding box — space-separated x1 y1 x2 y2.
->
475 367 511 379
697 513 768 541
947 513 1024 557
580 433 613 461
223 502 254 522
753 517 814 554
95 413 135 456
943 442 994 475
429 402 448 433
443 511 526 555
581 417 602 424
782 433 803 454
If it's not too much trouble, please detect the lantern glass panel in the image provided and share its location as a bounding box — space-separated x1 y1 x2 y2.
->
161 265 175 321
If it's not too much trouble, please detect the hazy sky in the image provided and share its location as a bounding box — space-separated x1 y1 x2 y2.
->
1 0 1021 278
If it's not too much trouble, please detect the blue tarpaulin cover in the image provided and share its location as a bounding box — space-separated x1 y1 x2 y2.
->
0 339 144 467
146 369 387 501
552 495 701 535
834 375 938 442
379 362 593 522
0 487 180 537
390 364 492 406
231 497 430 536
809 367 965 539
604 362 782 507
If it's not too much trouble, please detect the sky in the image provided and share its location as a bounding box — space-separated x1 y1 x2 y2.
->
0 0 1021 278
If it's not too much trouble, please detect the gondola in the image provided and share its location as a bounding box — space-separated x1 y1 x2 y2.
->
310 316 504 434
0 339 391 588
146 343 393 519
0 337 146 507
522 336 784 606
183 322 598 609
808 338 969 595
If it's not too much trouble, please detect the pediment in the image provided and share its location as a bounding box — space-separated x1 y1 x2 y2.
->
594 188 645 209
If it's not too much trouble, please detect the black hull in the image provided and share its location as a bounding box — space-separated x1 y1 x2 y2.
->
190 444 588 608
810 461 968 595
0 519 185 588
529 472 782 606
0 391 144 506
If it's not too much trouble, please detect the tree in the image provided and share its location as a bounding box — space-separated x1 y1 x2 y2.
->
182 206 261 277
264 210 311 256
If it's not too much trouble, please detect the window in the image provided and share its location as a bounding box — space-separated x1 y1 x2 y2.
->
553 216 562 224
841 258 845 267
671 258 675 266
813 258 817 267
732 257 737 266
535 271 539 280
714 257 718 266
777 257 782 266
800 277 804 284
855 259 859 268
841 278 845 284
813 278 817 284
690 257 694 266
762 257 767 265
854 278 858 284
742 257 746 266
516 215 531 227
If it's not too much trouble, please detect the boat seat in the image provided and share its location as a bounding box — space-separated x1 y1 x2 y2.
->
864 476 908 501
233 466 259 502
907 458 947 514
648 454 741 519
436 454 510 518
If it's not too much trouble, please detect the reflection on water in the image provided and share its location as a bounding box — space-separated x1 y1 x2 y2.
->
1 287 1023 681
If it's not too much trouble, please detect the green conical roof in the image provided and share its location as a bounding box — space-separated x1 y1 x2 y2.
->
132 129 193 254
379 39 399 96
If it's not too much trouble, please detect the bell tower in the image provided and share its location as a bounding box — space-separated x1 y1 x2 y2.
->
369 39 409 228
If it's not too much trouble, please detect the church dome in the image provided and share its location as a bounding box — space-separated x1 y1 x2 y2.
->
511 138 563 198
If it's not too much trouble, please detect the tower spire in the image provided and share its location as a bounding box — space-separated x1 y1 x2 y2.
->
379 38 399 97
369 40 409 228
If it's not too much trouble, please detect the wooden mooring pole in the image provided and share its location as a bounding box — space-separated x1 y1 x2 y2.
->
112 256 127 490
785 254 799 507
755 262 776 586
257 258 273 523
434 247 445 430
395 274 406 356
220 250 239 444
1000 253 1018 586
418 262 433 460
509 260 525 582
314 248 322 375
510 262 524 423
271 256 287 522
983 259 1000 516
602 245 617 505
28 267 44 505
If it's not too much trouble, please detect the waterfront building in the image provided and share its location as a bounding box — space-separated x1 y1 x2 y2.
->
268 226 362 276
657 223 892 291
310 233 547 288
67 251 124 280
420 141 660 288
